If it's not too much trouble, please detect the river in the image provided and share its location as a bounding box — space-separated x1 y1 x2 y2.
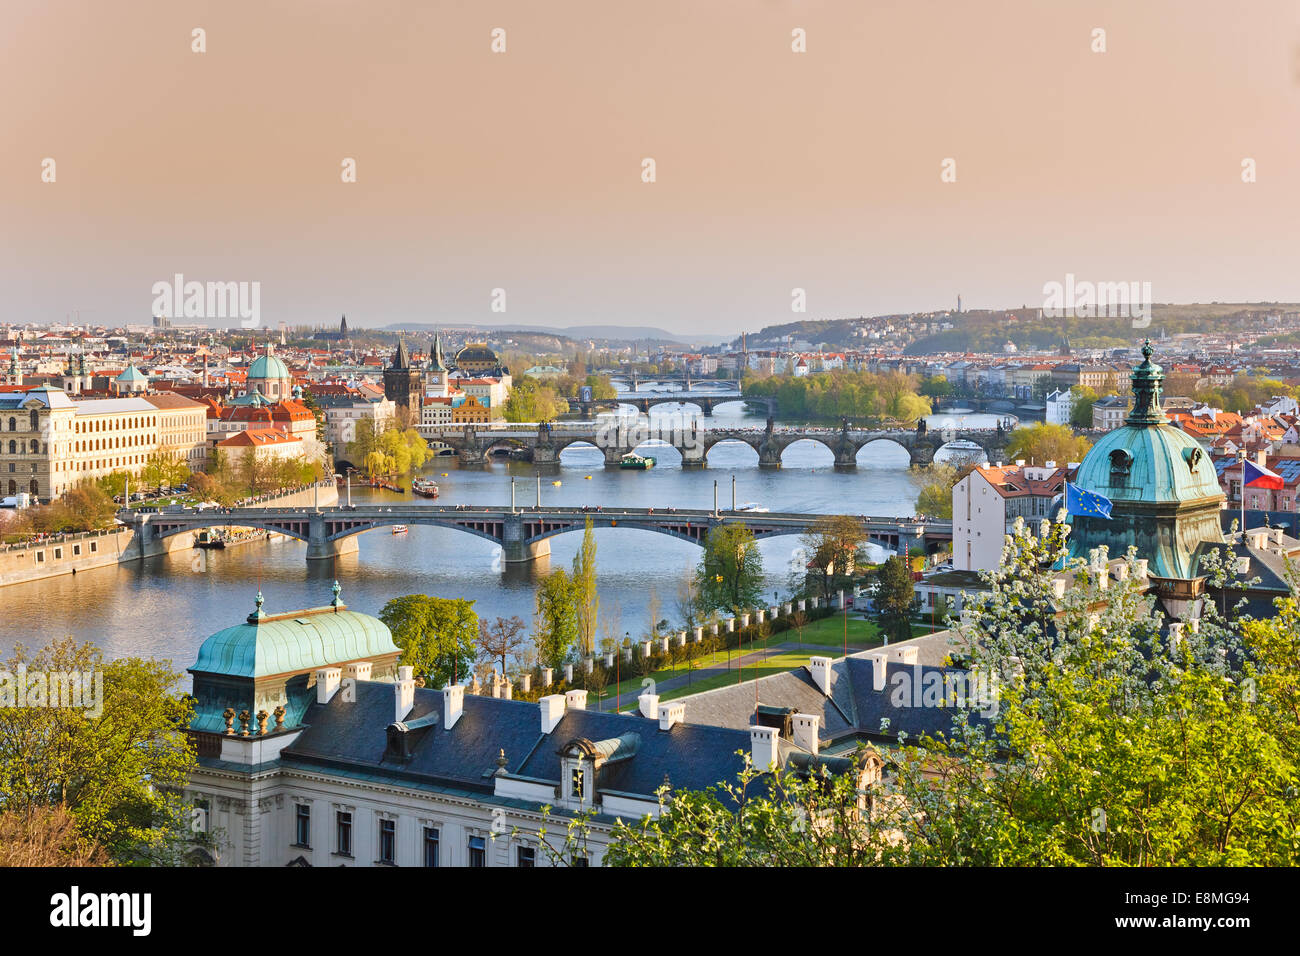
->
0 394 1005 672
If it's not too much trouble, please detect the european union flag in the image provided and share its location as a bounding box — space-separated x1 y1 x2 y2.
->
1065 481 1113 519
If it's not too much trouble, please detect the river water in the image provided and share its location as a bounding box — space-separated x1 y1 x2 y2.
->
0 392 1005 673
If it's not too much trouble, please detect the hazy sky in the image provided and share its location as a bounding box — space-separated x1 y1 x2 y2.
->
4 0 1300 337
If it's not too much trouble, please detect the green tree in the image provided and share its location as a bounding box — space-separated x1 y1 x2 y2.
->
572 518 599 657
0 638 197 864
800 514 866 602
1005 422 1092 466
1069 385 1100 428
696 523 765 614
872 555 914 640
379 594 478 687
535 568 579 669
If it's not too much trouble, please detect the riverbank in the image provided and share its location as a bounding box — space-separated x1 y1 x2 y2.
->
0 482 337 589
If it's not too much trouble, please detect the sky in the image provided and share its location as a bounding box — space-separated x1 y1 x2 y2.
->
4 0 1300 338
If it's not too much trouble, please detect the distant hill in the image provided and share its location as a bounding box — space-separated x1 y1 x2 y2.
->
386 322 728 346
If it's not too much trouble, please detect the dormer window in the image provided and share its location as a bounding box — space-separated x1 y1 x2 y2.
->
1109 448 1132 477
570 766 585 800
1183 446 1203 473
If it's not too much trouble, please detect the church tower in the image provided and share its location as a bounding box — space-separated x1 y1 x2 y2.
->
424 332 449 399
384 336 423 412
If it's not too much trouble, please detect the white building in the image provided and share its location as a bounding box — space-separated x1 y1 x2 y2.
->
952 461 1068 572
1045 388 1074 426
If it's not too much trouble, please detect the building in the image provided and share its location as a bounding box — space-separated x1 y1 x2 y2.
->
245 343 294 403
1091 394 1130 431
384 339 423 412
317 391 396 452
424 334 450 399
450 394 490 424
453 342 502 375
952 461 1068 572
1067 342 1228 610
1 385 208 499
1044 388 1073 426
215 428 305 467
184 587 833 867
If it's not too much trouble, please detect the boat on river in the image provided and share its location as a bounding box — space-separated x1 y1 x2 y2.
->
619 453 655 470
411 478 440 499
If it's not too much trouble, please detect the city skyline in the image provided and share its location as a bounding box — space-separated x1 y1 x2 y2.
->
6 1 1300 333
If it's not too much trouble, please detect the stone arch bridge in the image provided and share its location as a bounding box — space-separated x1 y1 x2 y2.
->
125 504 952 565
419 421 1009 469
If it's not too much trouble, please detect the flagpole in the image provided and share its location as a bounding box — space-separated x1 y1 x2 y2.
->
1239 449 1246 543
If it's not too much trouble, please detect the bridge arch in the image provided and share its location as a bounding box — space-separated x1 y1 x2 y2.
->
777 437 836 467
703 436 760 466
854 438 913 467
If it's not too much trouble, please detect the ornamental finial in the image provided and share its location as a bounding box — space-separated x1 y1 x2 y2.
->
331 579 342 607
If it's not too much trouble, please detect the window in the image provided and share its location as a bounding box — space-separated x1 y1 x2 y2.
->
517 846 535 868
571 853 589 867
294 804 311 847
467 834 486 867
570 767 585 800
335 810 352 856
423 827 439 867
378 818 396 864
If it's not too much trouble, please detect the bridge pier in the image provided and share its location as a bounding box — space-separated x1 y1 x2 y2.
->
502 513 552 563
306 513 361 562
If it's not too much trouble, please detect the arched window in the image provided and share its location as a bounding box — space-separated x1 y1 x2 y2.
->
6 479 14 494
6 417 14 432
30 410 38 431
30 440 39 454
6 440 14 454
29 479 38 496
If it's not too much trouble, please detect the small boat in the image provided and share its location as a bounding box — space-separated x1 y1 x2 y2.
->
552 480 562 486
440 473 449 477
392 525 409 535
411 478 440 499
584 475 593 480
736 503 769 513
619 453 656 470
194 529 226 549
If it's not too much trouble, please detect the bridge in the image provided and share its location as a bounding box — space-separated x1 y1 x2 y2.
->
121 503 952 564
417 419 1009 469
573 387 766 418
599 371 742 393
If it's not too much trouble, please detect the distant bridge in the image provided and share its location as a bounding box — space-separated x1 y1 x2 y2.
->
598 371 742 393
418 420 1009 469
123 504 952 564
573 387 765 418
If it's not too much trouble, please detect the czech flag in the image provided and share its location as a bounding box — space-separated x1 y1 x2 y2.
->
1065 481 1113 519
1243 459 1284 491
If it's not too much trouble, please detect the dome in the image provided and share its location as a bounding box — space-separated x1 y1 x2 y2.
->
1073 420 1223 506
116 364 147 383
455 343 498 365
1067 341 1226 580
191 590 398 679
248 349 290 382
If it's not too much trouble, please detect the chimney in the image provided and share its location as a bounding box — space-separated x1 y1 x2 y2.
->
866 650 888 691
658 701 685 731
749 724 780 770
895 646 919 665
519 673 531 694
345 661 372 682
490 671 503 699
1134 558 1149 578
539 694 566 734
1168 622 1185 651
565 689 588 712
1112 563 1128 582
395 666 416 722
638 693 660 720
791 713 820 756
503 680 513 700
1051 577 1067 599
541 667 553 687
808 656 833 696
442 684 464 730
316 667 342 704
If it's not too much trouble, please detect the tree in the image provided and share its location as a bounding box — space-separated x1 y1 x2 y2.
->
696 523 765 614
800 514 866 602
1005 422 1091 466
0 806 110 867
477 615 528 676
872 555 914 640
0 638 197 864
572 518 599 657
535 569 579 669
1069 385 1100 429
379 594 478 687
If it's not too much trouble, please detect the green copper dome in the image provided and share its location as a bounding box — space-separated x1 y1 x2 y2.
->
191 590 398 679
1068 341 1226 580
248 345 290 382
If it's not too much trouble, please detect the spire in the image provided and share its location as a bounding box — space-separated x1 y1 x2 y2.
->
429 332 446 372
248 590 266 623
393 336 411 369
1126 338 1167 426
340 314 348 336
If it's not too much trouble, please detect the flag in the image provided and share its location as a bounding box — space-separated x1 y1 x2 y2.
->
1065 481 1113 519
1243 459 1284 491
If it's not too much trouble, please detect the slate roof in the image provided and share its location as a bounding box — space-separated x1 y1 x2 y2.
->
281 684 752 801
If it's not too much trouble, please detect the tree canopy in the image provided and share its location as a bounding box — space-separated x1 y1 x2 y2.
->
696 523 766 614
379 594 478 687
